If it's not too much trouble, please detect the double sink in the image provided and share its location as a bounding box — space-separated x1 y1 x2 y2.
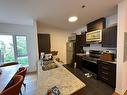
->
41 60 58 71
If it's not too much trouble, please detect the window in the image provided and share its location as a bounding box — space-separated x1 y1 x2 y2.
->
16 36 28 66
0 35 28 66
0 35 15 63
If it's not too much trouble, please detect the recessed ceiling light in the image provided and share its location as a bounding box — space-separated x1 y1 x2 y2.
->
68 16 78 22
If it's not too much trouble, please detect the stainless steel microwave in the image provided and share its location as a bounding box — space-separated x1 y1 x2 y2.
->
86 30 102 42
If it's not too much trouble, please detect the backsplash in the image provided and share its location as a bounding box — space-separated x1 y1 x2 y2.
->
83 44 116 54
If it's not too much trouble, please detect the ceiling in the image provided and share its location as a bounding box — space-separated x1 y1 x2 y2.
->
0 0 122 30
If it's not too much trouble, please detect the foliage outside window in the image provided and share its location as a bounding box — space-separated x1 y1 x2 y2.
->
0 35 28 66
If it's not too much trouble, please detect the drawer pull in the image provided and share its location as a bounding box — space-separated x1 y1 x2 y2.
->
102 72 108 75
102 62 109 65
102 66 109 70
102 76 108 80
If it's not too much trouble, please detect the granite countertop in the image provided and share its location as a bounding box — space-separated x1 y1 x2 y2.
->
37 60 86 95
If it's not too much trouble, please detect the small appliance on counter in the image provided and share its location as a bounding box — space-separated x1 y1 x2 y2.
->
100 52 115 61
89 50 102 58
40 52 53 60
43 54 53 61
40 52 45 60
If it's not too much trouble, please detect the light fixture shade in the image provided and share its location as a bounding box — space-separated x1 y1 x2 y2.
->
68 16 78 22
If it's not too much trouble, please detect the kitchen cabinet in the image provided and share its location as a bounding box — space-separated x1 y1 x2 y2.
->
97 60 116 88
87 18 106 32
75 34 89 53
75 55 83 69
102 26 117 47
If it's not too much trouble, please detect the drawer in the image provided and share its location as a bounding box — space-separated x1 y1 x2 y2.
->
100 75 109 83
101 65 111 71
97 60 116 88
99 62 112 71
101 70 110 76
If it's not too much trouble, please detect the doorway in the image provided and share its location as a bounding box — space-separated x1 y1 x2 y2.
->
38 34 51 58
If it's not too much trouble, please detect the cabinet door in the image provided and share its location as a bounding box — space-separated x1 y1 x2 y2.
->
102 28 110 47
76 34 86 53
102 26 117 47
109 26 117 47
87 18 106 32
76 55 83 69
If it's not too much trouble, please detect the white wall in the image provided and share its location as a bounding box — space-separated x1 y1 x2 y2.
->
116 0 127 94
37 26 71 64
106 14 117 28
0 23 38 72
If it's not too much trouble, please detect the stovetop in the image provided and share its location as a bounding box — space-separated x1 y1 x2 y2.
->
83 56 99 64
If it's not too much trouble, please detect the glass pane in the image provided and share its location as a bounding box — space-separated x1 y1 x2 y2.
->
0 35 15 63
17 56 28 66
16 36 27 56
16 36 28 66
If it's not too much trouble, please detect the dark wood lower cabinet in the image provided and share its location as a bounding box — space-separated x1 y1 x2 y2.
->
75 55 83 69
97 60 116 88
76 55 116 89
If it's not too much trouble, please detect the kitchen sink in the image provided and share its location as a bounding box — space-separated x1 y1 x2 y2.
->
42 60 58 71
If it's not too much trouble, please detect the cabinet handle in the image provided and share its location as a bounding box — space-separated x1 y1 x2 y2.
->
102 76 108 80
102 66 109 70
102 62 109 65
102 72 109 75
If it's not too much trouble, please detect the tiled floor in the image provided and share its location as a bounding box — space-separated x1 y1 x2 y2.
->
21 72 37 95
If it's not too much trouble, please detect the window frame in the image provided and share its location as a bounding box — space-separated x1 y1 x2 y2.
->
15 35 28 57
0 34 29 66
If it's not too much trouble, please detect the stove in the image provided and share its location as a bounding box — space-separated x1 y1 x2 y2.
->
89 50 102 58
83 50 102 64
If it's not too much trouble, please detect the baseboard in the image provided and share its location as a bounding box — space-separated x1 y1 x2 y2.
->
124 90 127 95
112 89 127 95
112 92 120 95
115 88 122 95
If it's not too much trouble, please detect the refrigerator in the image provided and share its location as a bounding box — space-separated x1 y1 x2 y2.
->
66 42 75 66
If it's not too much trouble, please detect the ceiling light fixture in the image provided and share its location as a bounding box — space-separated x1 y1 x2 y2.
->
68 16 78 22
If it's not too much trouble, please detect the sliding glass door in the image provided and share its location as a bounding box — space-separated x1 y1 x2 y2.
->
0 35 15 63
16 36 28 66
0 35 28 66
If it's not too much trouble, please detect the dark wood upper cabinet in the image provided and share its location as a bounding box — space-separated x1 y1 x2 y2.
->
75 34 89 53
102 26 117 47
75 35 85 53
87 18 106 32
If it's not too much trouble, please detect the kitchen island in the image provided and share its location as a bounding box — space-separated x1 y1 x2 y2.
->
37 60 86 95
